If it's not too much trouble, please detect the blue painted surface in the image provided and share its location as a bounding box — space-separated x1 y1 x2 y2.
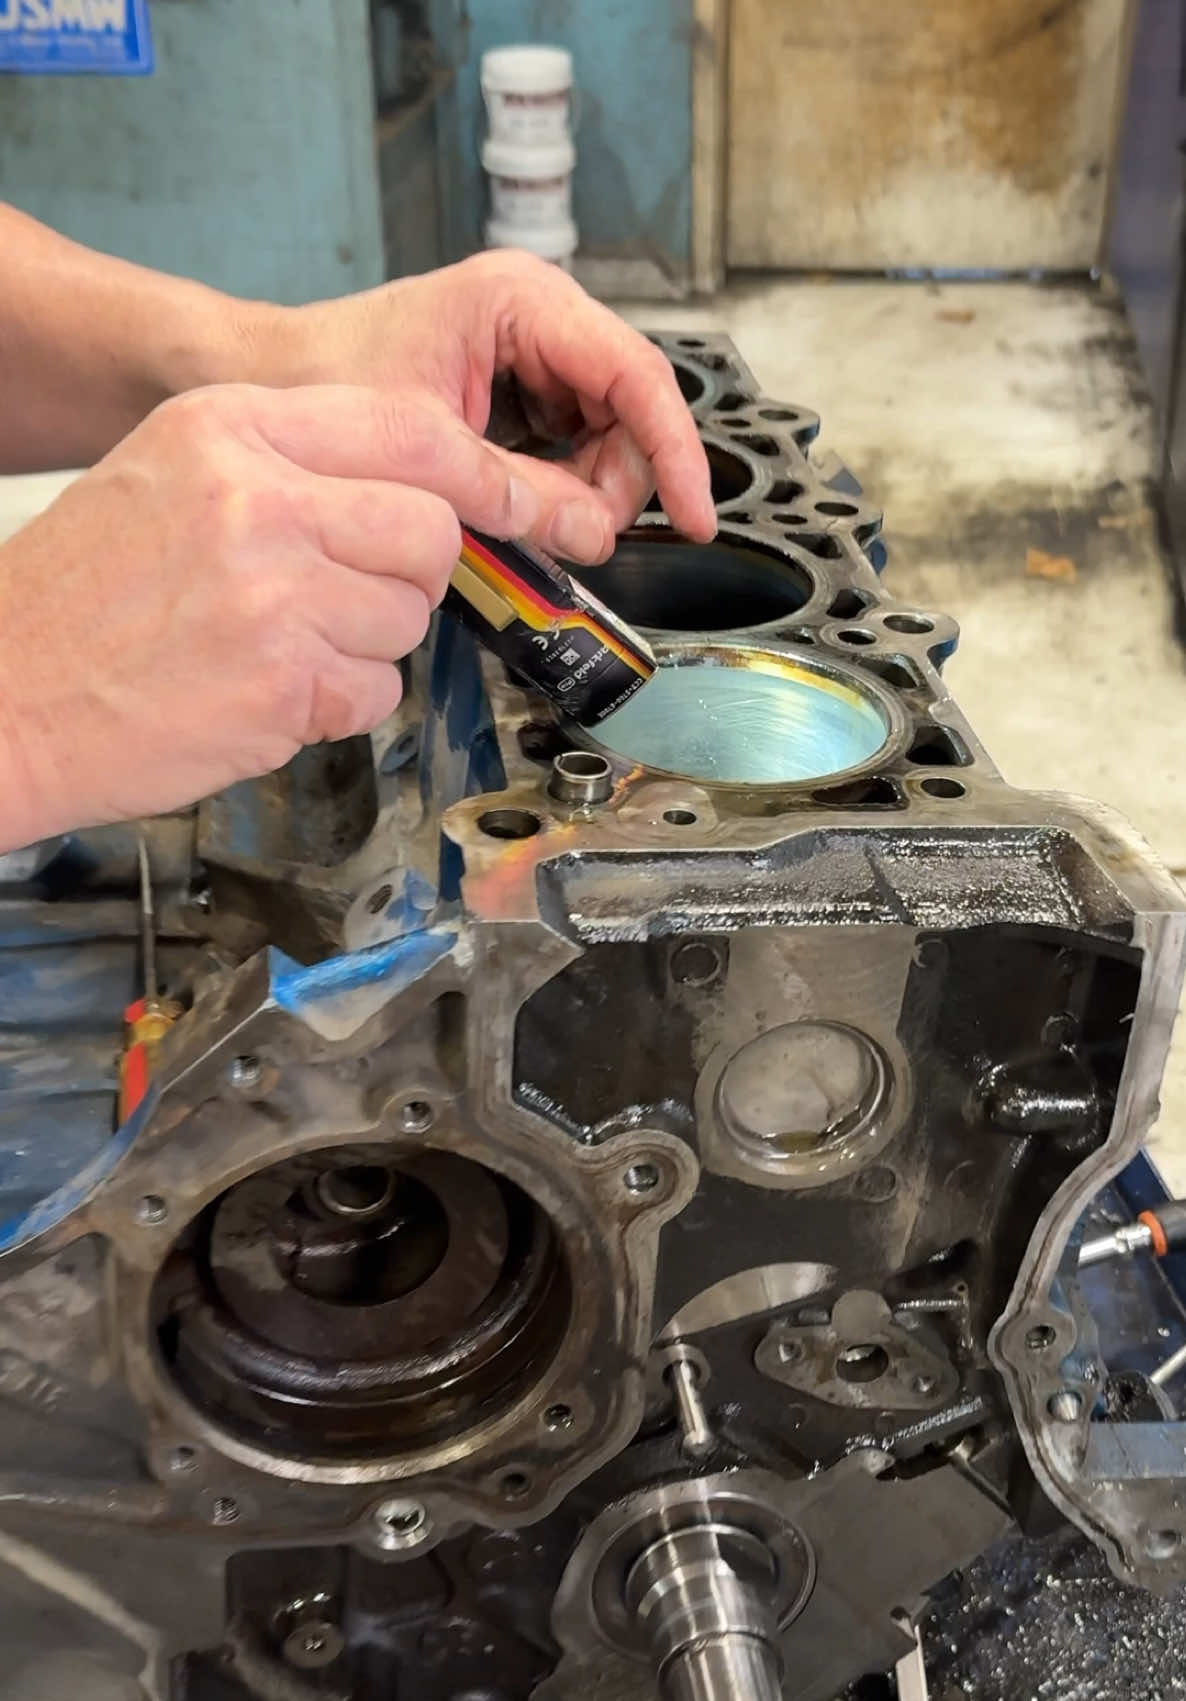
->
0 0 151 74
0 0 383 301
445 0 693 278
270 926 455 1022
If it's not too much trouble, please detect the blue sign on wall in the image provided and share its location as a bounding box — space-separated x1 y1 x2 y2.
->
0 0 152 75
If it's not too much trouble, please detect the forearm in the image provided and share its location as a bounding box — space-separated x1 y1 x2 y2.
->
0 203 281 472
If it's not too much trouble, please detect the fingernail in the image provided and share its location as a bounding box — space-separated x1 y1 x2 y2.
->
507 475 539 536
550 501 610 563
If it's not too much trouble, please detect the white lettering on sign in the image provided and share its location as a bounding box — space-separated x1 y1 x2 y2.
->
0 0 128 27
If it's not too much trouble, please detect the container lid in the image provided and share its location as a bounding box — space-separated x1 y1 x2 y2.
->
481 135 576 178
486 217 578 257
481 44 573 93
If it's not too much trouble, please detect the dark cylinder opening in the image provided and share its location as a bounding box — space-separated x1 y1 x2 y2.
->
576 529 813 632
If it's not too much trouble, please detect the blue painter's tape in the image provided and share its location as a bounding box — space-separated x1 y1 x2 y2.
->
0 0 152 74
0 1089 151 1255
269 928 456 1021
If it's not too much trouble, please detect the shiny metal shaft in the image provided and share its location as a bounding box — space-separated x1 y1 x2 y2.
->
625 1524 783 1701
666 1356 714 1459
662 1634 783 1701
1152 1340 1186 1388
1079 1221 1154 1267
136 833 158 1003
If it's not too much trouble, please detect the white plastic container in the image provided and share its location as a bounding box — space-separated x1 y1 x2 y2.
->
481 44 573 144
481 136 575 230
486 216 577 271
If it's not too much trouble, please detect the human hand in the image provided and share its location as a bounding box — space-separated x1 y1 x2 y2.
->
254 250 717 562
0 382 550 851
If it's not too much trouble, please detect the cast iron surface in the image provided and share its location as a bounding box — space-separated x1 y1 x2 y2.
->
0 336 1182 1701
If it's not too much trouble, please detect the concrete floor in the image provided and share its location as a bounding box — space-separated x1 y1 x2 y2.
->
3 275 1185 1192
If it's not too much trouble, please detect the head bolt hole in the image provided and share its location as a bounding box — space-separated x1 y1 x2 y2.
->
1047 1388 1084 1422
500 1469 531 1501
624 1161 661 1195
1145 1528 1180 1560
1026 1324 1057 1351
373 1498 431 1551
228 1055 263 1092
399 1099 434 1134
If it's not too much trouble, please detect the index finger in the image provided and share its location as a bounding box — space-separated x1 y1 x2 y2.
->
491 263 717 541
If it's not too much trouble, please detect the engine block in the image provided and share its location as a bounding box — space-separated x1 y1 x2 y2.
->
0 335 1183 1701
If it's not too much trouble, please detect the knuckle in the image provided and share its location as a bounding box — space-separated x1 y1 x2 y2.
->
468 452 512 522
307 662 398 744
233 563 290 630
151 385 240 449
373 395 433 477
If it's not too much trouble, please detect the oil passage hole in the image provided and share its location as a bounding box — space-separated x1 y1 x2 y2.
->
732 433 780 456
766 480 805 506
884 613 935 635
478 809 541 840
921 777 966 799
366 884 393 915
836 1343 889 1383
816 499 860 517
576 528 811 631
836 628 877 647
663 809 698 826
759 407 800 422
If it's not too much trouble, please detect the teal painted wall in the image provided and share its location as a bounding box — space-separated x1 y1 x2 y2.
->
446 0 694 283
0 0 696 299
0 0 384 302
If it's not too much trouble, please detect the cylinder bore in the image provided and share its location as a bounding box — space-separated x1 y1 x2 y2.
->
153 1145 571 1463
589 645 895 787
575 527 812 633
